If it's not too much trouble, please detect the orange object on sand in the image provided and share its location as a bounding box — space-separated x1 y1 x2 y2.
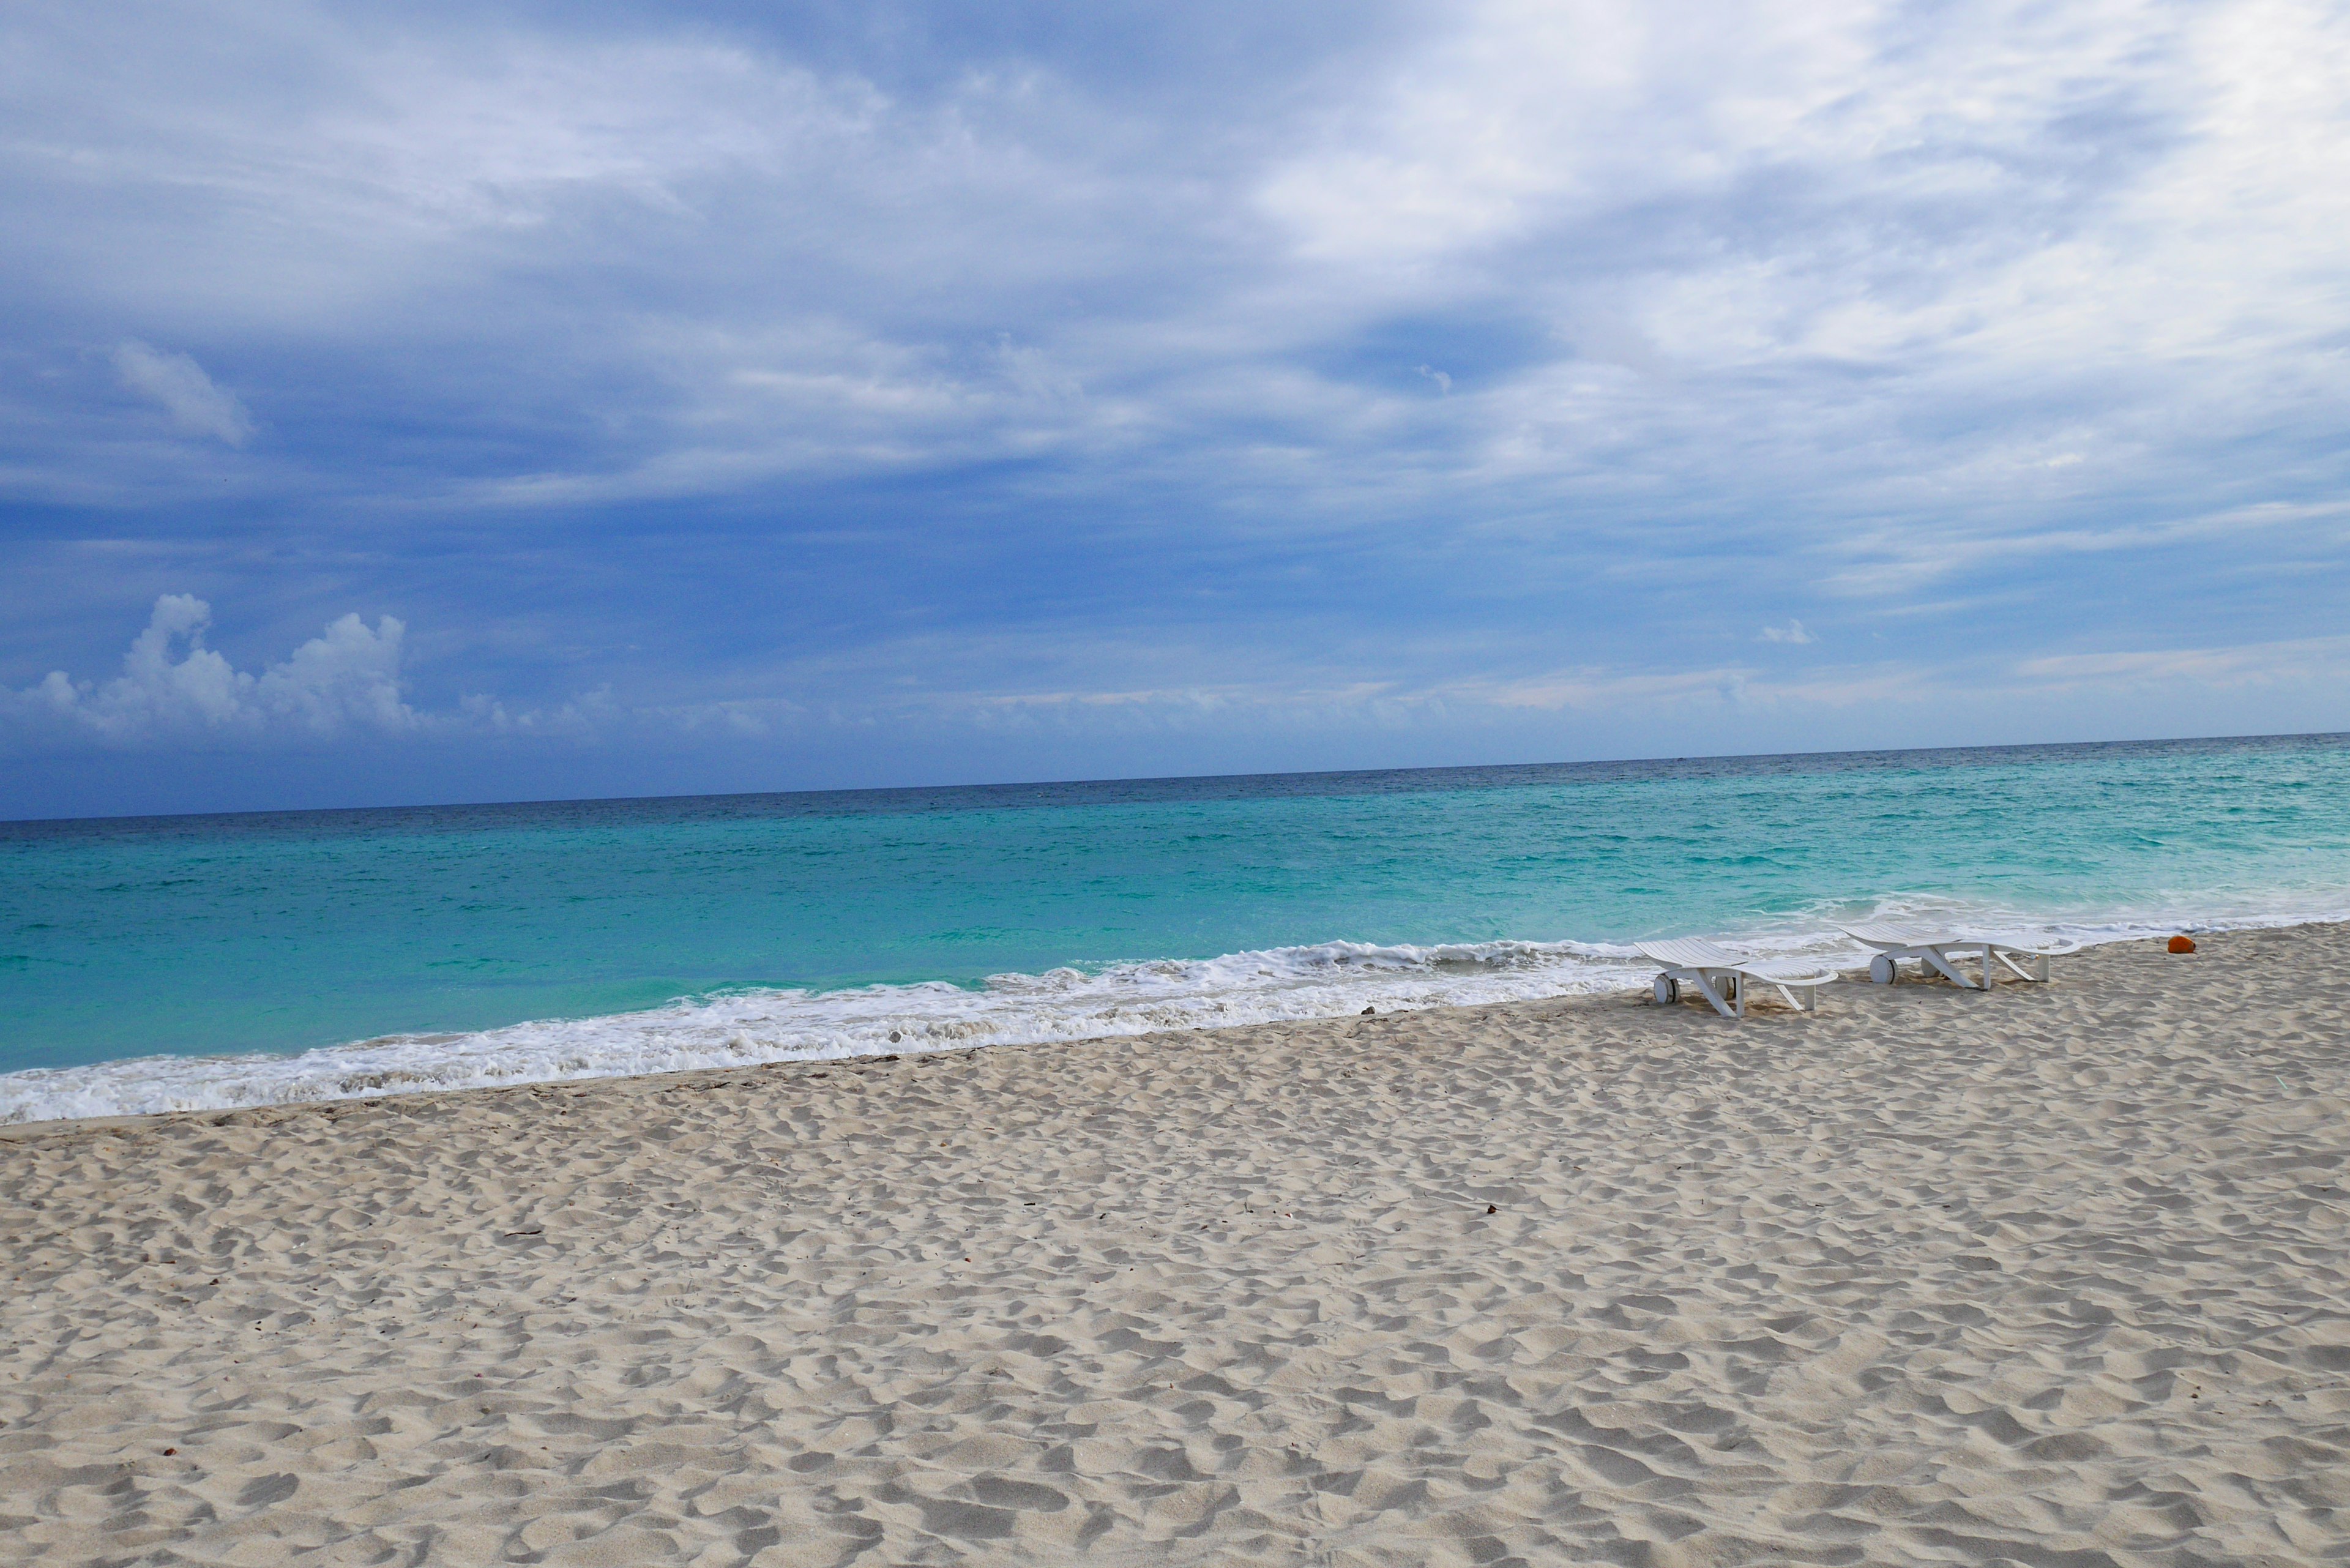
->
2168 935 2196 954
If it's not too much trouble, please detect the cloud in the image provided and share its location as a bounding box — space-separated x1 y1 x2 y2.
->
2013 634 2350 690
12 0 2348 531
1435 660 1926 715
2 1 2349 810
6 595 414 745
110 342 253 446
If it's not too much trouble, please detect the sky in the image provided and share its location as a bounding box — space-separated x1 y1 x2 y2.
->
3 0 2348 819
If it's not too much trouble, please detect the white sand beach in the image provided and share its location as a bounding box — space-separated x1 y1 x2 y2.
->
3 928 2346 1566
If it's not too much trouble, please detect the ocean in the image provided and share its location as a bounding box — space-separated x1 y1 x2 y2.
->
5 733 2347 1123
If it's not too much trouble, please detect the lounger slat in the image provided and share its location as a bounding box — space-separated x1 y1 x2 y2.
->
1636 936 1737 969
1844 920 1931 945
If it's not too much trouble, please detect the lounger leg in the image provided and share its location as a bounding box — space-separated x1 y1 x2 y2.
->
1920 946 1979 989
1989 949 2049 983
1686 970 1737 1019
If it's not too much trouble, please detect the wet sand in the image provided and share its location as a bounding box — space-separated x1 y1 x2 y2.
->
3 927 2346 1566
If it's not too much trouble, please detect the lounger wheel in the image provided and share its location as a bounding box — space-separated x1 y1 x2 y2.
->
1869 954 1896 985
1654 976 1679 1005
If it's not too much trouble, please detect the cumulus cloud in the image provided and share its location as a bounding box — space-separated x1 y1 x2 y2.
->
111 342 254 446
1758 621 1816 644
7 595 414 745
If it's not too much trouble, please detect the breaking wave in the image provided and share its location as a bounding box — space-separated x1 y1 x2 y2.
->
2 892 2340 1124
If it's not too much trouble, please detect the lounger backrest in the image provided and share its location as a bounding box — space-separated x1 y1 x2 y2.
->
1637 937 1737 968
1847 922 2075 957
1843 922 1935 944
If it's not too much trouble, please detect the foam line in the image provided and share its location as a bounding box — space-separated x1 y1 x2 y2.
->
2 898 2342 1124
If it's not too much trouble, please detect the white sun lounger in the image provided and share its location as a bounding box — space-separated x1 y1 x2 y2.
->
1841 922 2083 989
1636 938 1838 1019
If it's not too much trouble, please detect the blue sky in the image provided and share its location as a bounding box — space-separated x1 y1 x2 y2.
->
4 0 2348 817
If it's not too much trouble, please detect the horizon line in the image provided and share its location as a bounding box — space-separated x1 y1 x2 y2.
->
8 728 2345 831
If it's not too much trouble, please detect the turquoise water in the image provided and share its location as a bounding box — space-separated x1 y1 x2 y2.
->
4 734 2348 1120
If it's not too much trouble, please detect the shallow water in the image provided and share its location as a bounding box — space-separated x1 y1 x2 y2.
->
5 733 2347 1120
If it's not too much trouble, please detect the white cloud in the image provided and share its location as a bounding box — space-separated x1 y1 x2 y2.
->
6 594 414 744
17 0 2350 528
1435 661 1925 715
2013 634 2350 690
111 342 253 445
457 686 619 737
1253 0 2350 507
1758 620 1815 644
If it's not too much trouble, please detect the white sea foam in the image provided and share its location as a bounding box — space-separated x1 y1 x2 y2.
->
4 895 2343 1125
0 937 1644 1124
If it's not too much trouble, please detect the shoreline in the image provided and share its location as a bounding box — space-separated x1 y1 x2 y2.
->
4 925 2346 1562
3 913 2331 1133
0 976 1656 1143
